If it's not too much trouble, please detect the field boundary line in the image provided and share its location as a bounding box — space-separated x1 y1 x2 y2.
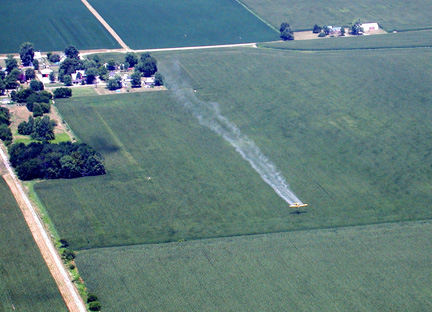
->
80 0 129 51
0 144 87 312
234 0 278 32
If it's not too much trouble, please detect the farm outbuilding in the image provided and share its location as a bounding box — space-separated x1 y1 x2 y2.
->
361 22 379 32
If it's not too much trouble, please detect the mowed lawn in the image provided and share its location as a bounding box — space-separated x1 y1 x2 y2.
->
76 221 432 311
36 45 432 250
0 0 120 53
88 0 278 49
0 177 67 312
242 0 432 31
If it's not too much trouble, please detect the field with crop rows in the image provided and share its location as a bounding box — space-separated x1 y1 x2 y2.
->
261 29 432 51
0 0 120 54
0 177 67 312
88 0 278 49
76 221 432 312
241 0 432 31
35 45 432 251
35 91 289 249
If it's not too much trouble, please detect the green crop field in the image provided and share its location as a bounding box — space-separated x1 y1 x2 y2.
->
261 30 432 51
35 45 432 251
241 0 432 31
0 177 67 312
0 0 120 54
35 91 290 249
88 0 278 49
76 221 432 311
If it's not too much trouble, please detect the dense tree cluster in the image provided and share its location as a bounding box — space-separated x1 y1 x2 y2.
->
125 52 138 68
18 115 56 141
2 56 22 91
107 75 122 90
53 87 72 99
154 72 164 86
47 52 61 63
19 42 35 66
280 22 294 40
15 88 52 113
0 107 10 126
0 107 12 145
8 141 106 180
349 18 363 35
135 53 158 77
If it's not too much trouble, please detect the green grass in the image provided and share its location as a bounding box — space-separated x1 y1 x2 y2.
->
260 30 432 50
35 46 432 250
76 221 432 311
0 177 67 312
0 0 120 53
13 132 71 145
241 0 432 31
68 86 99 97
88 0 278 49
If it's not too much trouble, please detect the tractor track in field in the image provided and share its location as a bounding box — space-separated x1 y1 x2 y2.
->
0 144 87 312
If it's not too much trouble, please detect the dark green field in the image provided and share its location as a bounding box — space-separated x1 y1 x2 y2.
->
261 30 432 51
0 177 67 312
0 0 120 53
88 0 278 49
76 221 432 312
242 0 432 31
35 45 432 250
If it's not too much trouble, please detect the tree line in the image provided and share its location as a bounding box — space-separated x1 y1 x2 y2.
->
0 107 12 145
8 142 106 180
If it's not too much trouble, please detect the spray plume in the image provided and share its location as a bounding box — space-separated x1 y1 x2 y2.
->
161 61 302 205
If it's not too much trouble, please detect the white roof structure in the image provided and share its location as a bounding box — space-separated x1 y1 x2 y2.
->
40 68 53 75
361 23 379 32
34 51 42 60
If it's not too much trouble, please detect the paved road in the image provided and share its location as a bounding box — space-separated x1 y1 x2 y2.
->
0 144 87 312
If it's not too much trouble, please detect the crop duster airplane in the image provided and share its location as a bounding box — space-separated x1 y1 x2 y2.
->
289 202 308 208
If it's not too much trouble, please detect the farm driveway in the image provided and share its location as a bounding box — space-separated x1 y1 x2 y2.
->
80 0 129 50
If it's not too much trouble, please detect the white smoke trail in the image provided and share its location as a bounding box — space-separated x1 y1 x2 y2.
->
162 62 302 205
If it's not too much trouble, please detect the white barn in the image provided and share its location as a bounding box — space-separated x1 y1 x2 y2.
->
361 22 379 32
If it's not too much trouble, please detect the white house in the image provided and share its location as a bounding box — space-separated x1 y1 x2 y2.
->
144 77 155 86
361 22 379 32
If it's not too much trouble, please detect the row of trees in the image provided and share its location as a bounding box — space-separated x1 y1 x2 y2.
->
0 108 12 145
312 19 364 37
8 142 106 180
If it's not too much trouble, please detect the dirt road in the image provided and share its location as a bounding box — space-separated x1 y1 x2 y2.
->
0 144 87 312
80 0 129 51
